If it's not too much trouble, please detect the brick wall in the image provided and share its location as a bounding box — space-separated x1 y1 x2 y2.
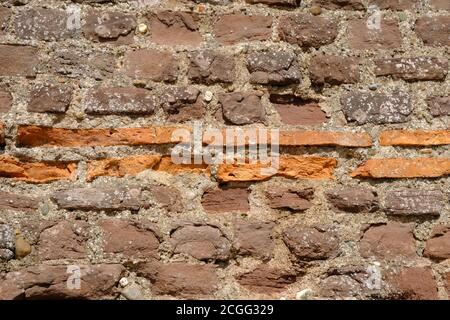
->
0 0 449 300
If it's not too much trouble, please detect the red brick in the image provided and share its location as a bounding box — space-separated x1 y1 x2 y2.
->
348 19 402 50
155 156 209 175
279 131 372 147
214 14 272 45
148 11 202 46
123 49 178 82
0 45 38 77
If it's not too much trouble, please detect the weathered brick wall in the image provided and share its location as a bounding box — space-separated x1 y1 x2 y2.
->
0 0 449 300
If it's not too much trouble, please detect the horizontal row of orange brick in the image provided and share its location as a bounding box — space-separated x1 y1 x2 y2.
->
2 125 450 148
0 125 449 183
0 154 449 183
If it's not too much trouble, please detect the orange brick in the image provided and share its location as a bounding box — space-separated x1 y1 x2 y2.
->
17 125 190 148
380 130 450 146
279 131 372 147
86 155 162 181
351 158 450 178
0 155 76 183
217 156 337 182
155 156 209 175
204 129 372 147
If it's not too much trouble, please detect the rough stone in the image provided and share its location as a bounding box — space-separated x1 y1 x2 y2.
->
99 219 160 258
234 219 275 260
84 10 136 43
428 96 450 117
51 187 144 211
214 14 272 45
170 222 231 261
38 220 88 260
188 50 235 84
384 189 444 216
270 95 327 126
423 226 450 261
202 188 250 213
310 55 360 85
236 264 297 293
374 57 448 81
28 84 72 113
341 91 412 124
247 49 301 85
326 187 379 213
279 14 338 48
360 222 416 260
0 264 125 299
148 11 202 45
283 225 339 261
161 86 204 122
219 92 265 125
266 187 314 211
85 87 156 115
